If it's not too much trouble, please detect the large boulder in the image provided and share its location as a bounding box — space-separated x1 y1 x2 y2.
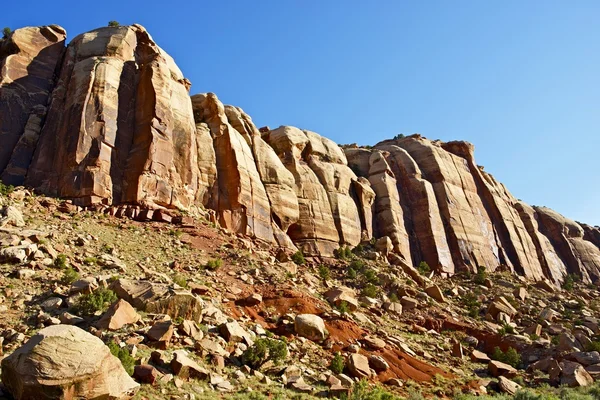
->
112 279 202 322
294 314 328 342
1 325 138 399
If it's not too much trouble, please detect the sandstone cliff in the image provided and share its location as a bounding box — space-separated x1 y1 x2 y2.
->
1 24 599 285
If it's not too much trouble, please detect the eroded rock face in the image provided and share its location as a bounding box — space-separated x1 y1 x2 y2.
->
1 325 139 399
26 25 199 209
535 207 600 284
0 25 66 185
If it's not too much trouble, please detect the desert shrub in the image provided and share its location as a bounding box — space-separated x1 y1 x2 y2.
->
363 268 379 284
498 322 515 336
108 21 120 27
0 181 14 195
562 274 578 291
491 346 521 368
335 246 353 260
353 244 365 254
462 292 481 318
393 133 405 140
241 337 288 368
350 259 366 272
389 292 399 302
347 267 358 280
362 283 379 298
168 229 183 238
318 264 331 280
54 254 68 269
337 300 349 314
473 266 488 285
205 258 223 270
76 288 117 315
330 352 345 374
2 27 11 39
107 342 134 375
586 341 600 352
62 267 80 285
417 261 430 276
173 274 188 288
349 379 403 400
291 250 305 265
83 256 98 265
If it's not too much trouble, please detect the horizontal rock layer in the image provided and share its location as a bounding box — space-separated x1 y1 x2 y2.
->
1 25 599 284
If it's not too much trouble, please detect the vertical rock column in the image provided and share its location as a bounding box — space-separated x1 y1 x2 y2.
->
0 25 66 185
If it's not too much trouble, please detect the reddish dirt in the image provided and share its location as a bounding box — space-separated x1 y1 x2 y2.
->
180 225 225 252
424 317 511 352
376 347 453 382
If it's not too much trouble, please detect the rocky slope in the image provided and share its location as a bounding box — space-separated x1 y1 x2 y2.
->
1 24 599 286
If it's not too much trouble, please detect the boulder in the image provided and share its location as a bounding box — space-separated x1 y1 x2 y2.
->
324 287 359 311
560 361 594 387
348 354 373 379
96 299 141 330
294 314 329 342
171 350 209 380
488 360 517 377
1 325 138 399
498 376 521 395
112 279 202 321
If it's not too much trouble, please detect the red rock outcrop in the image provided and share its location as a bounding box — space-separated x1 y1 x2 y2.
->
0 25 66 185
1 23 599 279
26 25 199 209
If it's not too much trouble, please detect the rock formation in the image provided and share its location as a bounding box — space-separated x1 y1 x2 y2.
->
0 24 599 284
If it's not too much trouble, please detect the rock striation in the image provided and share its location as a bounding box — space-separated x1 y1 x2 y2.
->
1 24 599 284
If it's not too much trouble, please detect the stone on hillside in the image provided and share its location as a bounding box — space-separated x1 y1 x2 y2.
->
425 285 445 302
535 280 556 292
96 299 141 330
382 301 403 315
348 354 373 379
498 376 521 395
539 308 559 322
524 323 542 337
368 355 390 372
134 364 161 384
400 296 419 310
362 336 386 350
294 314 329 342
558 333 582 352
0 206 25 228
244 293 262 306
487 297 517 319
452 342 464 358
219 321 254 345
147 320 174 348
171 350 209 380
0 247 27 264
560 361 594 387
488 360 517 377
471 350 490 363
324 287 359 311
181 320 204 341
113 279 202 321
70 277 98 295
565 352 600 367
375 236 393 255
513 287 528 302
0 325 138 399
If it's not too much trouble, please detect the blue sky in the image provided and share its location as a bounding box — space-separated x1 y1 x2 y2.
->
6 1 600 225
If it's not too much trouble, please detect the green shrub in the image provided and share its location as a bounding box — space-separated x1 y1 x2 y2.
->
54 254 68 269
335 246 353 260
393 133 405 140
1 27 11 39
562 274 578 291
76 289 117 315
173 274 188 288
241 337 288 368
491 346 520 368
362 283 379 298
0 181 14 195
353 244 365 254
330 352 345 374
291 251 305 265
318 264 331 280
349 259 366 272
337 300 349 314
168 229 183 238
498 322 515 336
107 342 134 375
417 261 430 276
205 258 223 270
347 267 358 280
586 341 600 352
348 379 403 399
107 21 120 27
62 267 80 285
389 292 399 302
363 268 379 284
473 266 488 285
83 256 98 265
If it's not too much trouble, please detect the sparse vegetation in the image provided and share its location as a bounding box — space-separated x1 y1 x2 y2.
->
417 261 430 276
173 274 188 288
498 322 515 336
54 254 68 269
76 289 117 315
473 265 488 285
491 346 521 368
462 292 481 318
361 283 379 298
335 246 353 260
337 300 350 314
107 21 120 27
562 273 579 291
393 133 405 140
107 342 134 376
347 267 358 279
330 351 345 374
318 264 331 280
62 267 80 285
241 337 288 368
291 250 305 265
205 258 223 270
2 27 11 39
348 379 403 399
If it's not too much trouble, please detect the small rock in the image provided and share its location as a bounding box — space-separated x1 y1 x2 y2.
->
294 314 329 342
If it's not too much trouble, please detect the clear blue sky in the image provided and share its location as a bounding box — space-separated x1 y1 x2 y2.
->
6 1 600 225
